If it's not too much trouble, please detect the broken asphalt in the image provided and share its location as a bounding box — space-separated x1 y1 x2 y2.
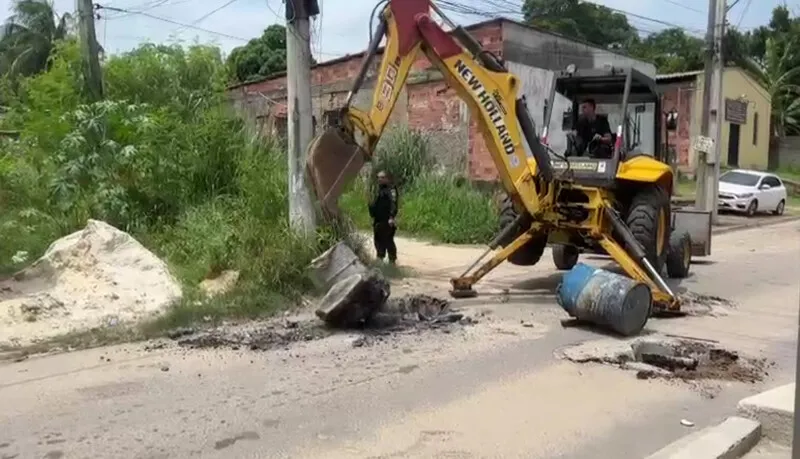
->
0 219 797 459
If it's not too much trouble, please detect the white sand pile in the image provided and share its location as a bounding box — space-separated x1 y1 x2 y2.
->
0 219 183 346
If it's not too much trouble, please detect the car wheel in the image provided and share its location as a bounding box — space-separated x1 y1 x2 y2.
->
745 199 758 217
773 199 785 216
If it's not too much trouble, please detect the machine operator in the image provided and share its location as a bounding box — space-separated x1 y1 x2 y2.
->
572 98 613 158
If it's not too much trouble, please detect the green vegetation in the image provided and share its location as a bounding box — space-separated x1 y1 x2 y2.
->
0 40 350 332
340 128 498 245
0 0 72 81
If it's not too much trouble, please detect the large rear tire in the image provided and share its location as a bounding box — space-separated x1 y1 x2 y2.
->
498 194 547 266
625 186 670 274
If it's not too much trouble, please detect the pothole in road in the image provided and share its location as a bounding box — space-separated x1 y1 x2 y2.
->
168 294 476 351
559 336 772 391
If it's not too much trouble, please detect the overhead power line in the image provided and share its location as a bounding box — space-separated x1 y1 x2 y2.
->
97 4 248 41
437 0 704 38
96 3 348 57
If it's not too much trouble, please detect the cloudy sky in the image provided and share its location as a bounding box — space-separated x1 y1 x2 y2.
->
0 0 791 62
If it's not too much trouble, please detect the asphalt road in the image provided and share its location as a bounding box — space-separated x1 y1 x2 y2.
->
0 220 798 459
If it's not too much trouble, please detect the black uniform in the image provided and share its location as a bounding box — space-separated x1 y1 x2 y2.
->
369 184 399 262
575 115 613 158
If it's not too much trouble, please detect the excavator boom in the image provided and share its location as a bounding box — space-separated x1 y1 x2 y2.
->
304 0 682 313
306 0 552 221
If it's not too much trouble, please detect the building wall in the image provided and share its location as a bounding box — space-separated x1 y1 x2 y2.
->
501 22 657 77
660 81 699 169
228 22 505 179
688 68 772 170
777 136 800 169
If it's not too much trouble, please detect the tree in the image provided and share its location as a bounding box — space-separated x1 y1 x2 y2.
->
628 28 704 73
739 36 800 137
227 24 319 83
0 0 72 79
522 0 637 48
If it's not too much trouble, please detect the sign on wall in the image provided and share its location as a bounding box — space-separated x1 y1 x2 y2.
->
725 98 748 124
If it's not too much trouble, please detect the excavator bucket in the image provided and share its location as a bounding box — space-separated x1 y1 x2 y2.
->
305 127 367 218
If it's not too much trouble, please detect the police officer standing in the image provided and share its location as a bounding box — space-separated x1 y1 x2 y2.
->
368 170 398 264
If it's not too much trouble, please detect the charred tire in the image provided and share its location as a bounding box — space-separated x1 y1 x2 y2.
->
498 195 547 266
666 230 692 279
552 244 580 270
625 186 670 274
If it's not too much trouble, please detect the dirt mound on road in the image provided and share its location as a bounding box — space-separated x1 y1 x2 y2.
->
173 294 474 351
0 220 182 346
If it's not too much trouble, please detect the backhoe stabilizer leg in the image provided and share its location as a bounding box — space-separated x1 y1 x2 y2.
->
601 210 680 310
450 227 542 298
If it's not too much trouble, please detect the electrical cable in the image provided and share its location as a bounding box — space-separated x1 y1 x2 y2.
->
437 0 706 38
172 0 240 35
97 3 348 56
736 0 753 28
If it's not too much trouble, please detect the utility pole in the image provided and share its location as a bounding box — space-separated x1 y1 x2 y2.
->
286 0 319 234
695 0 725 224
76 0 103 101
710 0 726 221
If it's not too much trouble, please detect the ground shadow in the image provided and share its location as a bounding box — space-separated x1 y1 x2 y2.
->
559 318 660 339
509 272 563 292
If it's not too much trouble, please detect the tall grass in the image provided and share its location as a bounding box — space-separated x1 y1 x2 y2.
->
0 40 350 329
341 128 498 245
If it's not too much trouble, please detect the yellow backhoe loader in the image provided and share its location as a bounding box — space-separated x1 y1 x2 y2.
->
305 0 696 312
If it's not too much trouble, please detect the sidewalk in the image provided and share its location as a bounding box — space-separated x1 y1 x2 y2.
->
645 383 795 459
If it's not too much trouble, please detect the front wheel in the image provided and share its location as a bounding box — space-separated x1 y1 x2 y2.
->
625 186 671 274
773 199 785 216
746 199 758 217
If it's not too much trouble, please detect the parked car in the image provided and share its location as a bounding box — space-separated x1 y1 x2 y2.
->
717 169 787 217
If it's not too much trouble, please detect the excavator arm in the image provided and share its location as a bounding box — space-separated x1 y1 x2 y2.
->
306 0 555 221
304 0 681 311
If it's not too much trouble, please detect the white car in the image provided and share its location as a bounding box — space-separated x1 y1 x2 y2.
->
717 169 787 217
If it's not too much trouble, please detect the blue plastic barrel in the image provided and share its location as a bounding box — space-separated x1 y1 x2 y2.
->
556 263 653 336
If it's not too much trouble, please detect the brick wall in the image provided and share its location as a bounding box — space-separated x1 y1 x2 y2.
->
660 84 695 167
228 21 508 180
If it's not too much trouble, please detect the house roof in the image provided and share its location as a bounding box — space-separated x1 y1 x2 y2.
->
655 66 770 102
227 16 647 90
655 70 704 81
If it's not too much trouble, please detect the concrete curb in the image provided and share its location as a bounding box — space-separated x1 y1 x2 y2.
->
738 383 795 447
645 416 762 459
710 215 800 236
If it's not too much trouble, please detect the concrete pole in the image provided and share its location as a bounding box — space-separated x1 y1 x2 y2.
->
76 0 103 101
709 0 726 223
286 0 318 234
695 0 716 213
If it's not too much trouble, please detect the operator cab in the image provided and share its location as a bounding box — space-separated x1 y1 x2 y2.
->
542 65 663 189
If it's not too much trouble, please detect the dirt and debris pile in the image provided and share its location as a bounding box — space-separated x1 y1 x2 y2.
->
675 292 736 317
171 243 472 352
0 219 182 346
560 335 770 385
175 320 332 351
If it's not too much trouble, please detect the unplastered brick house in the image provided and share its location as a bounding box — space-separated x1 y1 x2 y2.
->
228 17 655 184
